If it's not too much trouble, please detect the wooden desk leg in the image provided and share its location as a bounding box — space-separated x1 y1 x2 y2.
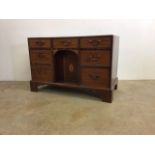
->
114 84 118 90
98 90 113 103
30 81 38 92
114 78 118 90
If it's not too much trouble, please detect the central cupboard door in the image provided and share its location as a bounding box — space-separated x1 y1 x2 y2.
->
54 50 79 83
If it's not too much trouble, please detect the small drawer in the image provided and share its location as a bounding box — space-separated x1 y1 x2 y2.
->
31 65 53 82
80 37 112 49
28 39 51 49
81 68 110 88
53 38 78 48
30 50 52 65
80 50 111 66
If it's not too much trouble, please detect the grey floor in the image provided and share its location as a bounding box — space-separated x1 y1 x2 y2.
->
0 80 155 135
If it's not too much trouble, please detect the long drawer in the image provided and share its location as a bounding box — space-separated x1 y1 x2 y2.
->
53 38 78 48
81 67 110 88
28 39 51 49
80 37 112 49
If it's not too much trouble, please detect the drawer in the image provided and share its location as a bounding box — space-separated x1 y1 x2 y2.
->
31 65 53 82
80 50 111 66
53 38 78 48
80 37 112 49
30 50 52 65
28 39 51 49
81 68 110 88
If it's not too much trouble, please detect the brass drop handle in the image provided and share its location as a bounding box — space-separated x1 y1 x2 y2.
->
88 74 100 80
88 39 102 46
62 41 71 46
36 41 45 46
38 53 46 59
91 58 98 61
88 54 100 62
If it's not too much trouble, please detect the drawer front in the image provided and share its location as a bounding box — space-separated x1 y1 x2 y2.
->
30 50 52 65
31 65 53 82
80 50 111 66
53 38 78 48
80 37 112 49
29 39 51 49
81 68 110 88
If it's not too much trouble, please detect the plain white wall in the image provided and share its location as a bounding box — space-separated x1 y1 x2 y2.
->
0 19 155 81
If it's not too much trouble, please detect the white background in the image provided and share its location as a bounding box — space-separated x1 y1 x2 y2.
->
0 0 155 154
0 19 155 81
